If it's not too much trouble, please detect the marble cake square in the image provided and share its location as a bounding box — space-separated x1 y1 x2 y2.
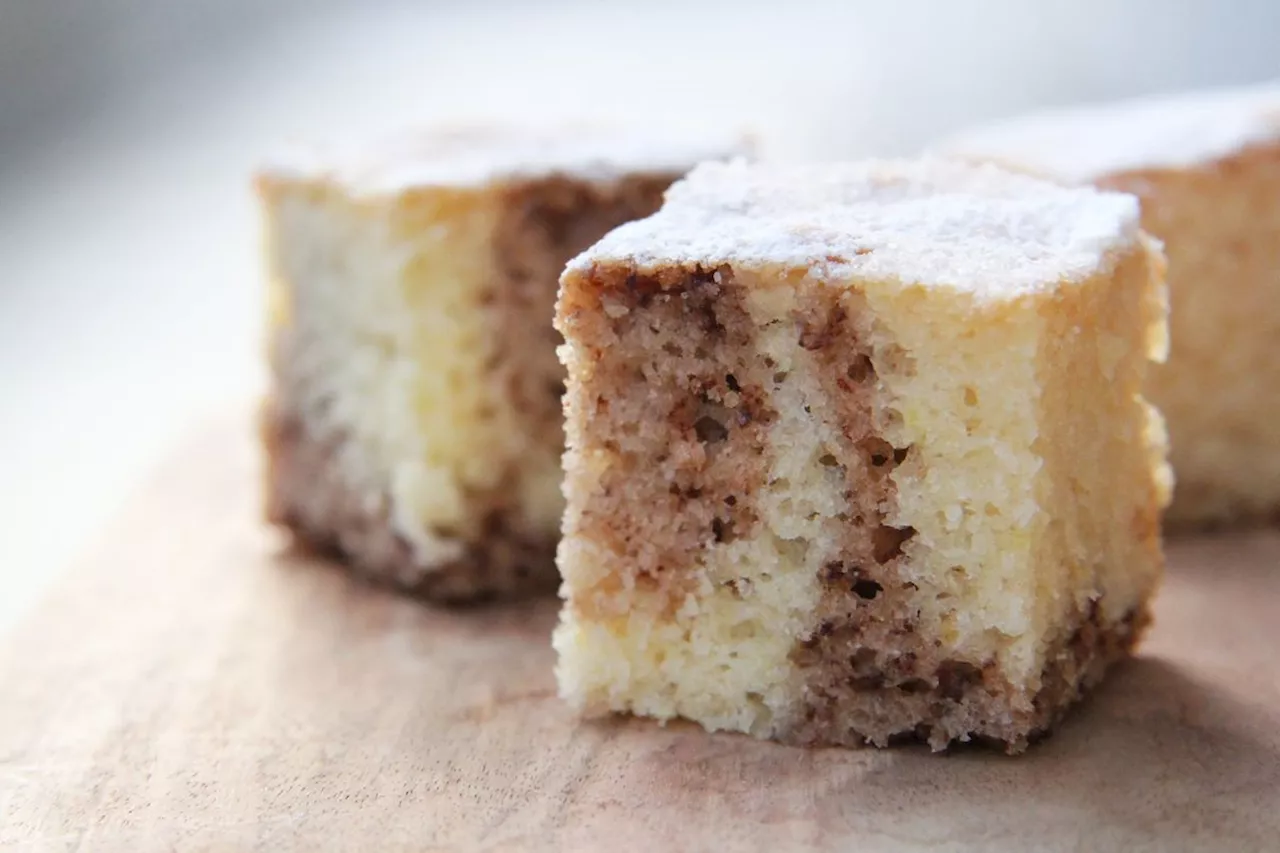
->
553 158 1170 752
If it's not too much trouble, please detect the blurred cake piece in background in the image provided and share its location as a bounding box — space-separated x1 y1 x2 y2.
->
937 82 1280 528
257 125 749 602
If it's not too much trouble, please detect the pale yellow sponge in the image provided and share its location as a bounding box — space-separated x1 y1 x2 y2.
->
554 158 1169 752
938 83 1280 527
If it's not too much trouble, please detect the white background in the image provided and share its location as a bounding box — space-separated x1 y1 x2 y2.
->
2 0 1278 629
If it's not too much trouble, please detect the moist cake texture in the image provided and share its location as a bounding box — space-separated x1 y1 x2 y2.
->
258 127 743 602
554 158 1170 752
937 83 1280 527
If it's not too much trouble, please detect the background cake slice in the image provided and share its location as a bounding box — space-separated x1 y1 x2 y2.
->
257 126 745 602
554 158 1170 753
936 83 1280 527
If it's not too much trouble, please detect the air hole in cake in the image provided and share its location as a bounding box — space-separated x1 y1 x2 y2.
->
773 371 789 384
936 660 983 702
725 373 741 392
669 484 702 499
893 446 911 465
851 672 886 690
694 302 724 336
859 436 900 469
694 415 729 444
852 577 883 600
851 647 878 671
963 386 979 407
724 495 737 507
873 525 916 563
846 354 875 383
819 453 839 467
900 678 930 695
799 305 846 351
712 517 736 544
662 342 683 357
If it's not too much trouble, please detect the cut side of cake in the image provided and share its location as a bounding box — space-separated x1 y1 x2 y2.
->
554 158 1170 752
936 83 1280 527
258 126 745 602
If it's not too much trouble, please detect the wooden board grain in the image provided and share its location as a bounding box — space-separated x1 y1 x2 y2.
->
1 414 1278 853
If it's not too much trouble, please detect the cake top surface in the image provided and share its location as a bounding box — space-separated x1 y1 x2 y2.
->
935 82 1280 182
570 158 1141 295
261 124 749 194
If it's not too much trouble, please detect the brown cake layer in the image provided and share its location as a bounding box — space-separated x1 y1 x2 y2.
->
788 598 1149 753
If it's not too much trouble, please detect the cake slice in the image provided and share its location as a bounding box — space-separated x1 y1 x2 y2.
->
936 83 1280 527
554 158 1170 753
258 127 744 602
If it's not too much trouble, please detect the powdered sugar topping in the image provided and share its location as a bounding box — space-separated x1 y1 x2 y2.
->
570 158 1141 295
935 82 1280 182
262 124 749 194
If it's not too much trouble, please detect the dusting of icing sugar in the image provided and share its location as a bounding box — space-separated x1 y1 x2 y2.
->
569 158 1141 295
261 124 750 194
934 81 1280 183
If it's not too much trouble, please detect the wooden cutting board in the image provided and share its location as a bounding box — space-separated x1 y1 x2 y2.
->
2 413 1278 852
